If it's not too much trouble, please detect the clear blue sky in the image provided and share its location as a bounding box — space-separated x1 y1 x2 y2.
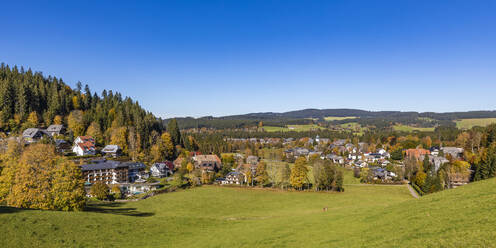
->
1 0 495 118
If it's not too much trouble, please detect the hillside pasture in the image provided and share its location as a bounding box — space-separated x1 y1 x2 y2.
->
2 178 496 247
324 116 357 121
263 124 325 132
455 118 496 129
393 124 435 132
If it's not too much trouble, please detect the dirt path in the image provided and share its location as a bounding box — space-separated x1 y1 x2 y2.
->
345 183 420 199
406 184 420 199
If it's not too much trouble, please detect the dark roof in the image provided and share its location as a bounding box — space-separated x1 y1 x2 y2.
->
22 128 49 138
80 160 125 171
123 162 146 170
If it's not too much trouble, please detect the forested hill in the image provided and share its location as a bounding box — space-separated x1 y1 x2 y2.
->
0 63 164 151
223 108 496 120
171 108 496 130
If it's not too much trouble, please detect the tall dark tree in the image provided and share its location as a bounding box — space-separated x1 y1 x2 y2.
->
167 118 182 146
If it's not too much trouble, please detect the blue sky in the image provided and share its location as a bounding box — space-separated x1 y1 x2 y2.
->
1 0 495 118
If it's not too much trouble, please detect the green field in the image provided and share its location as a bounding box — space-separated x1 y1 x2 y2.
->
393 124 435 132
455 118 496 129
1 179 496 247
324 116 357 121
263 124 324 132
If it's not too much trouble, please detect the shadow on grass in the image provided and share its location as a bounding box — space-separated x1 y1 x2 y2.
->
84 201 154 217
0 206 25 214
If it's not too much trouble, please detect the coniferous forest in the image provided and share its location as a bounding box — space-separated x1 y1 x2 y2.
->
0 63 166 158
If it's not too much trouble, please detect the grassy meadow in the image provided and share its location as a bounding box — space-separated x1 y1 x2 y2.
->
263 124 324 132
324 116 357 121
455 118 496 129
2 177 495 247
393 124 435 132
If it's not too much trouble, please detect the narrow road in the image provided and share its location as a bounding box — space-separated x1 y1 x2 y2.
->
344 183 420 199
406 184 420 199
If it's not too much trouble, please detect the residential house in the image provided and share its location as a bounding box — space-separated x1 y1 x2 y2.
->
150 162 174 178
405 148 430 160
120 182 162 195
326 154 345 164
223 171 245 185
72 136 96 156
46 124 66 136
102 145 121 158
448 172 471 188
429 155 449 171
293 148 310 157
193 154 222 172
173 157 185 169
246 155 259 165
55 139 71 153
333 139 347 146
441 147 464 159
354 161 368 168
124 162 147 182
236 163 258 175
22 128 50 144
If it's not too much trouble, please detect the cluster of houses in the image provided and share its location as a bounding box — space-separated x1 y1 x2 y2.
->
21 125 122 157
225 135 331 146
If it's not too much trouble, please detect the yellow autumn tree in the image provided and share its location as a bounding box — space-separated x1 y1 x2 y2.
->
186 162 194 173
68 110 85 137
26 111 39 127
3 144 86 210
72 95 80 109
161 132 175 161
53 115 63 125
110 127 128 153
86 121 104 145
290 157 308 190
51 159 86 210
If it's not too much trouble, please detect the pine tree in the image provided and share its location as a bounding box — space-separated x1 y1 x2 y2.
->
168 118 182 147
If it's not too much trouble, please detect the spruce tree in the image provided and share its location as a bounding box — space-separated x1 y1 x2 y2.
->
167 118 182 147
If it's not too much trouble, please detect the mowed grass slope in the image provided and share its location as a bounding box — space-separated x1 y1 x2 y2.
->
1 179 496 247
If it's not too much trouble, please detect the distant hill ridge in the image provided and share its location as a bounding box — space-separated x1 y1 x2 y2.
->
175 108 496 120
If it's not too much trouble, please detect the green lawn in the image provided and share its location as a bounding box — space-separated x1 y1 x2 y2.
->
455 118 496 129
1 178 496 247
393 124 435 132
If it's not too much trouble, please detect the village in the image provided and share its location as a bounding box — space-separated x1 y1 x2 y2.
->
17 125 471 199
